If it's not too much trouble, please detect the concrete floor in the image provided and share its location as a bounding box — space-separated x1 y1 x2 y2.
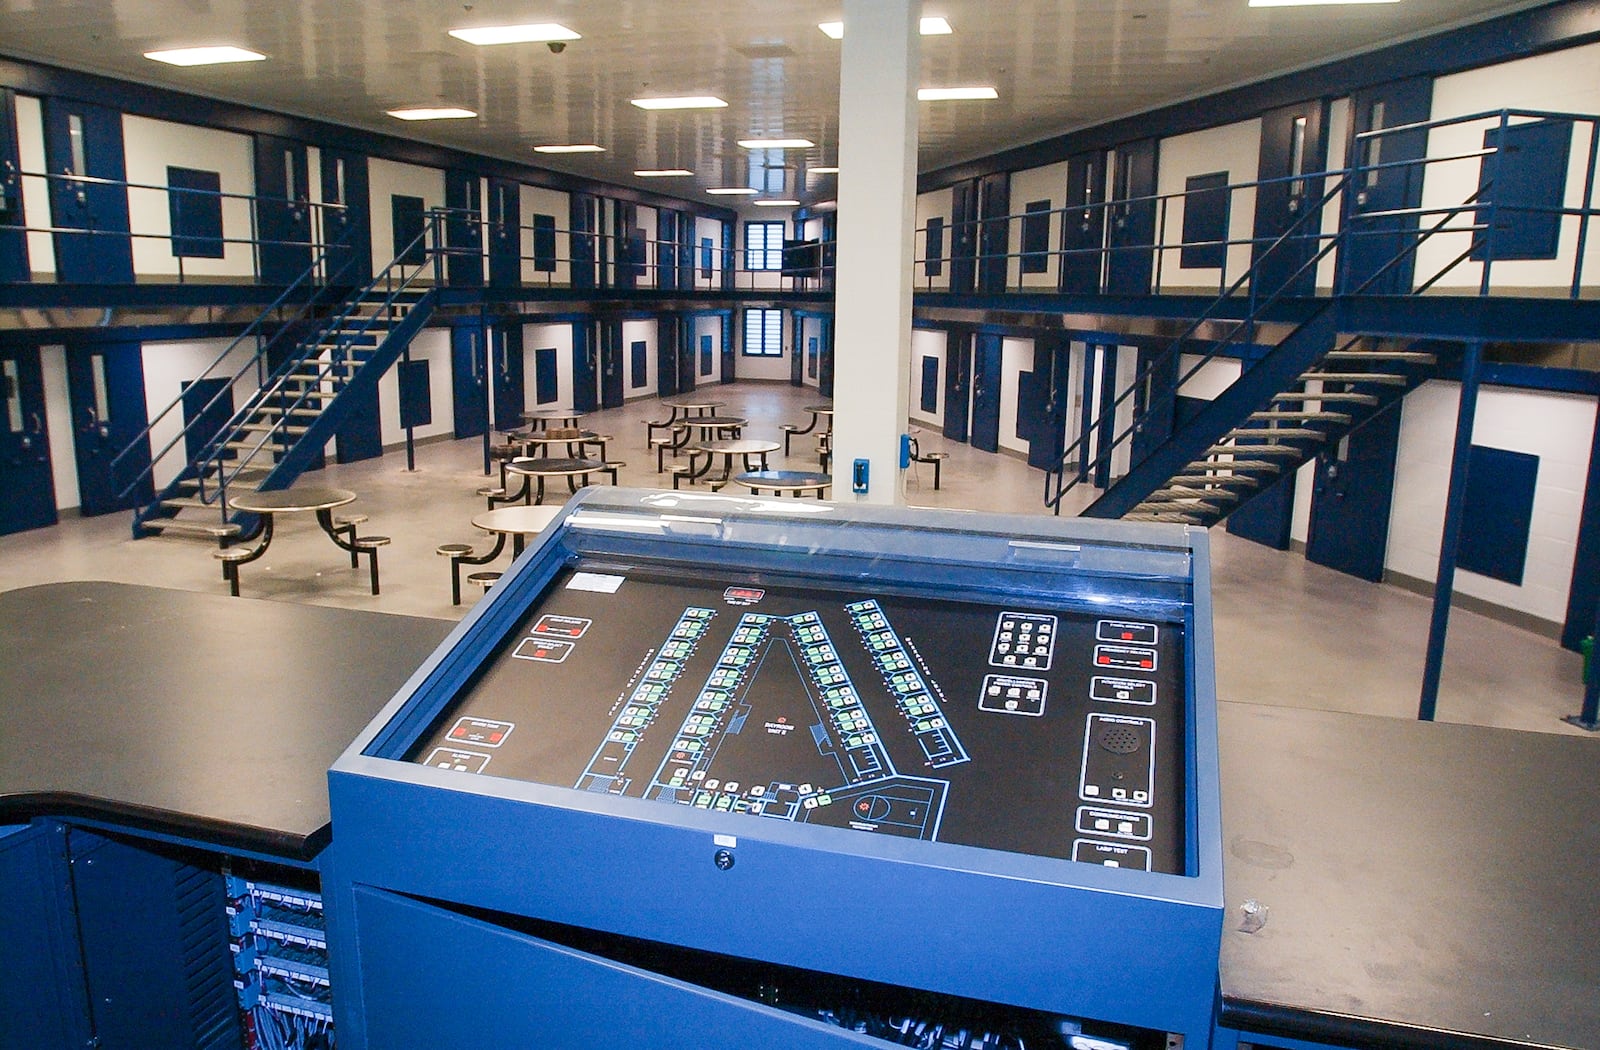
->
0 379 1591 737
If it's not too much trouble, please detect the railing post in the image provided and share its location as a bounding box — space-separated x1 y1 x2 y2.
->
1418 339 1484 721
1572 118 1599 298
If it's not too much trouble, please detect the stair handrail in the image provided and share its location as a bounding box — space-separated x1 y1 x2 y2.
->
192 213 443 506
1042 170 1352 506
112 236 361 501
1045 180 1495 512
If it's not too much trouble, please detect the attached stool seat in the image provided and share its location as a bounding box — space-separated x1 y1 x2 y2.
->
352 535 390 595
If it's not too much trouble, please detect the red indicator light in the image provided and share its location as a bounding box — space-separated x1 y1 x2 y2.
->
451 728 466 738
1122 631 1133 640
1097 656 1110 665
489 732 503 743
1140 660 1152 669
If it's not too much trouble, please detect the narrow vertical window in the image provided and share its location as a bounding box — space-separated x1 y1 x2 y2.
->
68 114 86 175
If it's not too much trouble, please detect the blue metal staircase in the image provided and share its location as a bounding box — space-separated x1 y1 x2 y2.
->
1045 172 1487 526
122 227 443 540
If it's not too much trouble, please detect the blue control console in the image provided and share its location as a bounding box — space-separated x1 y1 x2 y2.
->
326 489 1223 1049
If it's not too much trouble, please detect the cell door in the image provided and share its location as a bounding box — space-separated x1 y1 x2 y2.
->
570 195 598 290
1305 404 1403 582
790 315 805 386
1106 139 1158 296
42 99 132 284
978 174 1011 293
446 171 484 287
451 324 489 439
949 180 979 294
970 334 1004 453
1059 151 1106 295
252 136 312 285
0 89 30 283
487 178 521 289
598 320 625 409
320 149 372 285
1338 77 1433 295
942 329 973 442
65 342 151 515
611 202 638 291
492 324 525 429
657 316 680 398
1128 344 1179 469
1252 101 1330 299
675 317 696 394
1024 336 1072 471
570 323 598 413
720 315 736 383
0 345 56 533
656 210 680 292
817 318 835 399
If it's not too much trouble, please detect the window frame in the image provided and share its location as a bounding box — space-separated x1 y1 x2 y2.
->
742 307 784 357
743 221 785 271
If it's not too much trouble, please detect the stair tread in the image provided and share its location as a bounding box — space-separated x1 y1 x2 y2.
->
1225 428 1327 440
1160 485 1241 501
1249 410 1351 422
159 496 225 510
1325 350 1437 362
1300 372 1410 384
145 519 242 538
1206 443 1303 456
1273 391 1380 405
1170 474 1260 487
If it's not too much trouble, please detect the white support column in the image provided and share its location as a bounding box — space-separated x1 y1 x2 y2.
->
831 0 919 505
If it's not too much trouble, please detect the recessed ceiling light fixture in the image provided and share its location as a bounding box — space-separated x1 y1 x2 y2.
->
918 87 998 101
634 169 694 177
534 144 605 154
818 17 954 38
144 45 266 66
448 23 581 45
738 138 816 149
811 166 840 174
753 199 800 207
707 187 759 195
387 107 477 121
630 96 728 111
1249 0 1398 5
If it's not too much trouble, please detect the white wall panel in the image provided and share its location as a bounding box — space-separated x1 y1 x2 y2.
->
1420 43 1600 292
1316 97 1351 292
368 159 444 272
519 185 571 286
737 307 792 382
523 323 575 410
695 216 725 289
692 315 723 384
1388 381 1597 623
14 94 54 274
914 188 952 291
376 327 452 445
140 337 264 488
621 318 657 397
1008 161 1069 289
634 205 657 288
1156 119 1262 293
121 115 256 279
39 345 76 509
999 336 1033 454
1176 354 1241 399
799 315 823 390
908 328 945 429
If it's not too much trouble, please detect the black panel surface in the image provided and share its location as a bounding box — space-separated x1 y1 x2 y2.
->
409 562 1188 871
0 582 450 859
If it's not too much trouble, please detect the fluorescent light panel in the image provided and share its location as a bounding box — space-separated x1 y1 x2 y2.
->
819 17 952 38
707 188 759 195
449 23 580 45
534 144 605 154
387 107 477 120
753 199 799 207
738 138 815 149
144 45 265 66
634 169 694 177
811 166 839 174
1249 0 1399 5
630 96 728 110
918 87 998 101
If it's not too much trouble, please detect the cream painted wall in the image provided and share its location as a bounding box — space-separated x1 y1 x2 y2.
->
1155 119 1262 293
39 345 76 509
622 318 657 397
908 328 945 429
1008 161 1070 290
14 94 55 274
368 158 445 271
1389 382 1597 624
998 337 1033 454
915 187 953 291
523 323 575 410
520 185 571 286
692 315 723 384
376 327 453 445
695 216 725 289
140 337 276 488
121 116 256 278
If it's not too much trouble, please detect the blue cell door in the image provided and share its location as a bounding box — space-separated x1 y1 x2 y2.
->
1339 77 1433 295
1106 138 1158 295
656 210 679 291
942 329 972 442
1024 336 1072 471
1304 403 1402 582
0 89 30 283
334 383 382 463
1059 151 1106 295
42 99 133 284
451 324 489 439
1128 344 1179 469
790 315 805 386
970 333 1004 453
66 342 151 515
252 136 312 285
720 315 736 383
657 316 680 398
599 320 625 409
1252 101 1330 299
570 194 597 290
571 323 598 412
320 149 372 286
1226 475 1297 550
950 180 978 294
487 178 521 289
978 174 1011 293
492 324 525 430
0 345 57 533
445 171 483 287
817 318 834 399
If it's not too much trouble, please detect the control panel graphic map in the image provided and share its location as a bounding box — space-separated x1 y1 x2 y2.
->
409 561 1188 873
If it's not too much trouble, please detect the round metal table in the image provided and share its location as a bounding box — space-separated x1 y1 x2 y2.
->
501 457 609 505
471 505 562 557
691 438 781 485
733 469 832 499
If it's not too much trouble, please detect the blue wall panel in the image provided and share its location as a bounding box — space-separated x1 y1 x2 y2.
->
1459 444 1540 585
